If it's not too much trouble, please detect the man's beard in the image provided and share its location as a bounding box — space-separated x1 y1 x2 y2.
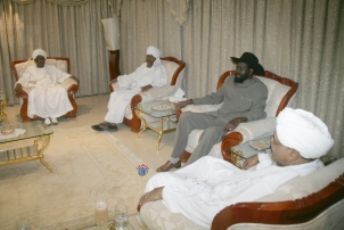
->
234 75 249 83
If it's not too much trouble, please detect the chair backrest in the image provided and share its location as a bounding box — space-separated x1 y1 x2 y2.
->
216 70 298 117
12 57 70 81
160 57 186 87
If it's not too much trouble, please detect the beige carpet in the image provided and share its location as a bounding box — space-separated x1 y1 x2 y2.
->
0 125 162 229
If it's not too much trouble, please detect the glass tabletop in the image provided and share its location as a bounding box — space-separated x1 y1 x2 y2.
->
0 121 54 143
136 100 176 118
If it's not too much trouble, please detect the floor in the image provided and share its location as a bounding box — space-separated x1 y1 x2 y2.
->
1 95 176 229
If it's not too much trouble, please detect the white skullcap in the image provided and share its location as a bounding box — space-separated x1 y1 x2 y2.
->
32 49 47 60
276 108 334 159
146 46 161 59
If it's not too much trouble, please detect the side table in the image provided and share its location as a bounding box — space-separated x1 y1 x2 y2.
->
134 100 177 151
228 136 271 168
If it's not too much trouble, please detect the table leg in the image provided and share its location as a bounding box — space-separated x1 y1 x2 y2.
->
156 118 164 151
35 135 53 172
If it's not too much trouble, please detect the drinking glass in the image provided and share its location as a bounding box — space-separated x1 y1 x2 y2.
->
113 202 128 230
95 199 109 226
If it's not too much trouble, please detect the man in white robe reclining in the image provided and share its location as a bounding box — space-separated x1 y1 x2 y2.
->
15 49 77 125
137 108 334 229
92 46 168 131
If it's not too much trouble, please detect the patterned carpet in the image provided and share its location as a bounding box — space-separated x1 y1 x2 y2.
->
0 126 152 229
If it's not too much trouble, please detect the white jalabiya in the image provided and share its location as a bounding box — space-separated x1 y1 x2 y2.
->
145 155 323 228
16 65 73 119
104 62 167 123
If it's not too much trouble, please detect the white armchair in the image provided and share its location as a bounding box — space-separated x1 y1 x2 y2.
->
12 57 79 121
139 158 344 230
110 56 186 132
180 70 298 163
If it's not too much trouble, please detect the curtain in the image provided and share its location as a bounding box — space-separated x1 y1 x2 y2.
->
1 0 343 159
0 0 119 104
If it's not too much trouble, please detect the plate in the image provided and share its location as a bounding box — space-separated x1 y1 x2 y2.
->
249 139 270 150
152 104 172 111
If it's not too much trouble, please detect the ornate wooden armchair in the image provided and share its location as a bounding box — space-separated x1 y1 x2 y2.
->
110 56 186 132
139 158 344 230
12 57 79 121
181 70 298 163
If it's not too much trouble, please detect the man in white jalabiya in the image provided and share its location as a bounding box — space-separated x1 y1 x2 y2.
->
92 46 168 131
15 49 77 125
137 108 334 228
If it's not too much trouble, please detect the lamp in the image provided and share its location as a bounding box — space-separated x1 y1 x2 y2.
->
101 16 120 81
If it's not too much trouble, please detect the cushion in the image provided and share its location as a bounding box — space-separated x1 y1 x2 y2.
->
140 201 206 230
257 76 291 117
15 59 69 79
258 158 344 202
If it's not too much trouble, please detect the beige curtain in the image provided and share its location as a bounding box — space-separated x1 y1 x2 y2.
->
120 0 344 160
0 0 119 104
1 0 343 159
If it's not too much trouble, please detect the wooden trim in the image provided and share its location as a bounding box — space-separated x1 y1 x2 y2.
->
211 173 344 230
160 56 186 86
220 131 244 163
263 71 298 116
123 94 142 133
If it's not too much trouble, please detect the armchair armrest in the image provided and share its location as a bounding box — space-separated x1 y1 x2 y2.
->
61 77 79 92
221 117 276 162
15 86 28 98
181 103 222 113
234 117 276 142
139 85 177 103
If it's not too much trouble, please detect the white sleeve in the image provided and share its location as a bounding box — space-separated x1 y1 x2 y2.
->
15 70 30 87
256 152 273 169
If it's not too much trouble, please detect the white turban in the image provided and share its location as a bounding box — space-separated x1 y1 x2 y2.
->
276 108 334 159
32 49 47 60
146 46 161 59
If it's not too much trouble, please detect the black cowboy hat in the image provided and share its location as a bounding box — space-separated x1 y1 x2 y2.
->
231 52 265 76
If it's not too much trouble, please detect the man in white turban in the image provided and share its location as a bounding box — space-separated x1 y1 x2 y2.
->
92 46 168 131
15 49 77 125
137 108 334 228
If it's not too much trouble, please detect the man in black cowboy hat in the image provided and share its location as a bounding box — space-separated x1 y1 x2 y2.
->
157 52 268 172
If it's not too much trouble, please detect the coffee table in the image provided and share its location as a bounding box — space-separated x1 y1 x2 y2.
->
134 100 177 150
0 121 54 172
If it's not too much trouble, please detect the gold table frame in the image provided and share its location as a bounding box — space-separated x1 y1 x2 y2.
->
135 100 177 151
0 122 53 172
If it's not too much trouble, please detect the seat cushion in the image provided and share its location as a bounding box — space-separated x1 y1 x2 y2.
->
257 76 291 117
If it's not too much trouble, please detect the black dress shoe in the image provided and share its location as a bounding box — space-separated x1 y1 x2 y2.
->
91 123 107 131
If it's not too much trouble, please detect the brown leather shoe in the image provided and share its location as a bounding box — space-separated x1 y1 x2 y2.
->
156 160 181 172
